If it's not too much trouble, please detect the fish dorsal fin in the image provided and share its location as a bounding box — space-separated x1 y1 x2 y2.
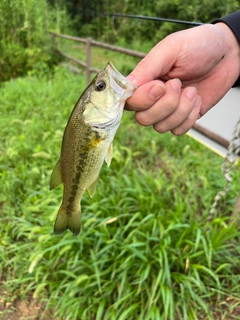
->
105 143 113 167
50 159 63 190
87 178 98 198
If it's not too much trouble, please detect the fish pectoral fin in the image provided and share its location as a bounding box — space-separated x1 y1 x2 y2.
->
50 159 63 190
105 143 113 167
87 178 98 198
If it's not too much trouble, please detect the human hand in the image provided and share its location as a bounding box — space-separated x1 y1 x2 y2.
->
126 23 240 135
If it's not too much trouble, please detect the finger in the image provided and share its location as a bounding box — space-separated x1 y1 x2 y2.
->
171 95 202 135
127 35 181 86
125 80 165 112
135 79 181 127
153 87 198 133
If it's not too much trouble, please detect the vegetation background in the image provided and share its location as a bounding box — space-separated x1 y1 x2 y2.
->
1 0 240 82
0 0 240 319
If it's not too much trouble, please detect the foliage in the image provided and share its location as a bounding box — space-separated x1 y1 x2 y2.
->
0 66 240 319
1 0 239 81
0 0 71 82
69 0 240 45
1 0 240 318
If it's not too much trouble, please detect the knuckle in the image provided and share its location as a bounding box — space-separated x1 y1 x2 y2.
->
165 96 178 112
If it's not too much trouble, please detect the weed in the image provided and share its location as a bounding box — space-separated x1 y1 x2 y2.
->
0 66 239 319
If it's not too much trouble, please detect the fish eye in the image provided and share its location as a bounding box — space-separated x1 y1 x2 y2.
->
95 80 106 91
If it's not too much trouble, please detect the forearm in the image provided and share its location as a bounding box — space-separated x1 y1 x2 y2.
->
212 11 240 87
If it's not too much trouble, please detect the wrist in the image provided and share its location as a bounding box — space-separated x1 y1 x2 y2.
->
215 22 240 81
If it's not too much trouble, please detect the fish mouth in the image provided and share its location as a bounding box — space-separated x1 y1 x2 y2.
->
106 62 137 93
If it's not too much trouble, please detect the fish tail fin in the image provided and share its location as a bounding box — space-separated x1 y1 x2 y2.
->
54 206 81 236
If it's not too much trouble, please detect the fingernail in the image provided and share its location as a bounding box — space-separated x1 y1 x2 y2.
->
149 83 165 99
171 79 181 93
126 75 135 82
186 87 197 100
126 75 139 86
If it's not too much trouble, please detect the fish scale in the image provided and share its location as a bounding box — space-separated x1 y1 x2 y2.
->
50 62 137 235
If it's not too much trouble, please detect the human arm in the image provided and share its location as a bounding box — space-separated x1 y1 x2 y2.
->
126 12 240 135
212 11 240 87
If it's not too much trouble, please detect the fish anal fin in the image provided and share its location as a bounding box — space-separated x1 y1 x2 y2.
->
105 143 113 167
50 159 62 190
87 178 98 198
54 206 81 236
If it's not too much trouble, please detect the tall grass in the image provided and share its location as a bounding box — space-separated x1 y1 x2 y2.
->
0 66 240 319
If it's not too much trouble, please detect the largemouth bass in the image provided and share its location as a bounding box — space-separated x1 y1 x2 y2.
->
50 62 137 235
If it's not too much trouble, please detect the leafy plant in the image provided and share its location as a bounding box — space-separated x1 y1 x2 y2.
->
0 66 240 319
0 0 70 82
72 0 239 44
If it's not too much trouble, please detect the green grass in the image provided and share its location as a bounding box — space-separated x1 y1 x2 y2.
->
55 37 145 76
0 66 240 320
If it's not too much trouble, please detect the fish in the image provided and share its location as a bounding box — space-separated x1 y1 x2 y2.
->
50 62 137 236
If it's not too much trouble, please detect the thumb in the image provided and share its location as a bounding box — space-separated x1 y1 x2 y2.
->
127 36 180 86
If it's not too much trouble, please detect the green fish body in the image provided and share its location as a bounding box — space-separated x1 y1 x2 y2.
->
50 62 137 235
